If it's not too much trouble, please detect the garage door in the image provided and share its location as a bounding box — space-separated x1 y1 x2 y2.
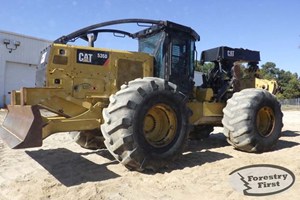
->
4 61 37 105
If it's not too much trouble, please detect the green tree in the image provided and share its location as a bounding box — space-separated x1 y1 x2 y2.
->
260 62 300 99
260 62 279 80
277 72 300 99
195 61 214 74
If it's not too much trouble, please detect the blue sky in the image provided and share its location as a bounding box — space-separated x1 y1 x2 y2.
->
1 0 300 75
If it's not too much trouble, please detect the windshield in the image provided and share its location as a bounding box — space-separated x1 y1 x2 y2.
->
138 32 165 78
138 31 164 55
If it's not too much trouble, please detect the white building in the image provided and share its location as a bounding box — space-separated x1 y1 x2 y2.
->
0 31 51 107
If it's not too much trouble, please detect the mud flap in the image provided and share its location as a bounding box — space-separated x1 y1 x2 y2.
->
0 105 43 149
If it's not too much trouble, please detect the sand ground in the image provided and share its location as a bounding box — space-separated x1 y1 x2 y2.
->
0 109 299 200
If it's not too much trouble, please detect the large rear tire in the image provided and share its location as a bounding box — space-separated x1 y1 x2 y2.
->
101 77 190 171
222 88 283 152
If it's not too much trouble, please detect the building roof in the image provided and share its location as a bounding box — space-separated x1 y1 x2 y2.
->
0 30 51 43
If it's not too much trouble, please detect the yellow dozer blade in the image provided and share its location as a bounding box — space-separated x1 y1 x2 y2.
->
0 105 43 149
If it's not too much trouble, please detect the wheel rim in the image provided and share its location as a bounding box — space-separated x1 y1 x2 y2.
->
256 106 275 137
143 104 177 148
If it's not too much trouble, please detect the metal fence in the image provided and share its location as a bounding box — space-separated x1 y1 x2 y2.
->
279 98 300 106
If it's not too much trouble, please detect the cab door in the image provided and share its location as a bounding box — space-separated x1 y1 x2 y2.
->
167 33 195 96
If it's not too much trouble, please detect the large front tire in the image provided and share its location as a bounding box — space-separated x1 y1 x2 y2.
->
222 88 283 152
101 78 190 171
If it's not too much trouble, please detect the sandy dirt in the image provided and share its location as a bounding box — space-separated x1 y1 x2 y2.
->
0 109 299 200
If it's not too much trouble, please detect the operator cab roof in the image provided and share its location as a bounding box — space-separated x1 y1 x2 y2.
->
54 18 200 44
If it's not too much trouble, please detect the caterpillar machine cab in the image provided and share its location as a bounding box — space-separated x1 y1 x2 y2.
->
0 19 282 171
